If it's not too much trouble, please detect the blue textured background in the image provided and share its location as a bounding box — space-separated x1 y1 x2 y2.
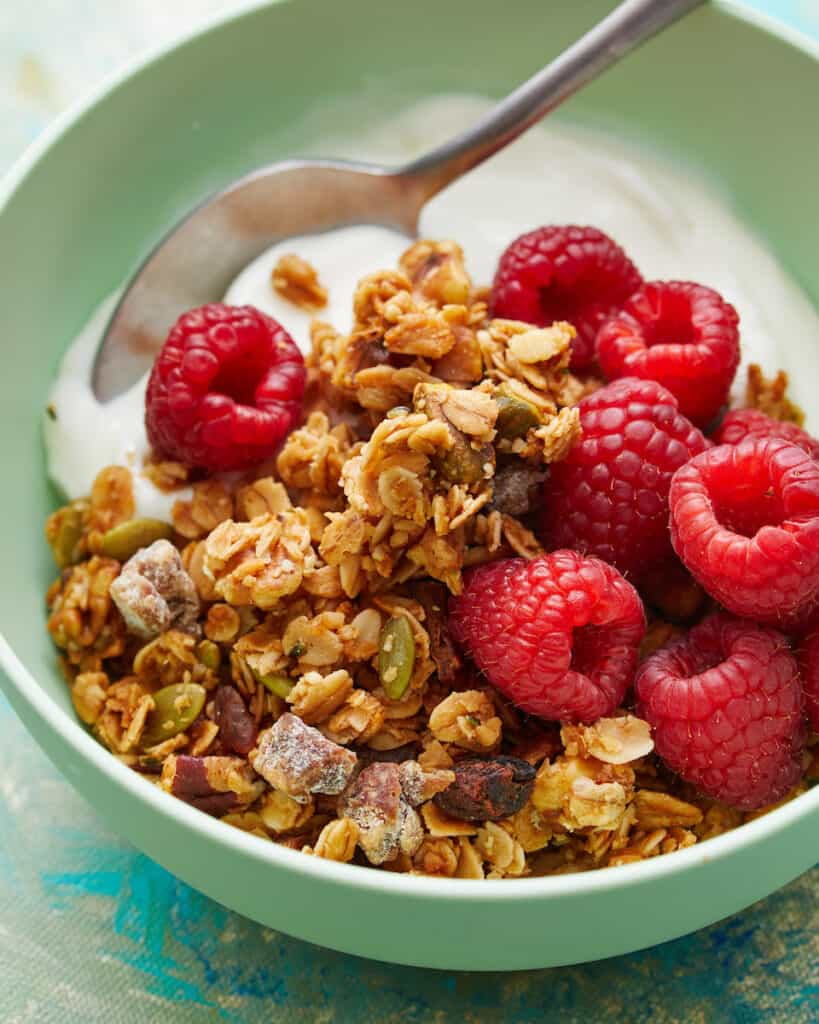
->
1 2 817 1020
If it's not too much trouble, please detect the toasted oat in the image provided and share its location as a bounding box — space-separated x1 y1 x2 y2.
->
203 511 316 609
287 669 354 724
271 252 328 311
312 817 359 861
745 363 805 424
428 689 502 752
172 479 234 540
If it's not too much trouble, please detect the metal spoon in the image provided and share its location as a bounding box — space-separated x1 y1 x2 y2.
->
92 0 704 400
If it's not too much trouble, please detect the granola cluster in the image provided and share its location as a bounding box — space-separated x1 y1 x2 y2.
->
43 241 815 878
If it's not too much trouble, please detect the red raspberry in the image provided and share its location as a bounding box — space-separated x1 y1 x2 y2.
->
449 550 646 722
796 630 819 732
540 377 709 583
713 408 819 459
635 612 805 810
490 225 642 369
595 281 739 426
145 304 306 472
669 439 819 626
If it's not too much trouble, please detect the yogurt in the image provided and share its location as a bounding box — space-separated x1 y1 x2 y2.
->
45 95 819 514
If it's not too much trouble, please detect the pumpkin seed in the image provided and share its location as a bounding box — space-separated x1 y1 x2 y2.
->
255 671 295 700
196 639 221 671
100 517 173 562
434 437 486 484
46 499 89 568
378 615 416 700
496 394 541 439
140 682 206 749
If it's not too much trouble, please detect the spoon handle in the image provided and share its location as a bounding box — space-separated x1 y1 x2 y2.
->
399 0 705 199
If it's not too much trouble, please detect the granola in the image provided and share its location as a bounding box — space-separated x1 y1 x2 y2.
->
41 237 813 880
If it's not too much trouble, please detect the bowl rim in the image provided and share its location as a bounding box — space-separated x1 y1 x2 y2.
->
1 0 817 901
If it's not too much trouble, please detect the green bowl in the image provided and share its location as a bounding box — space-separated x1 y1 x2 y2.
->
1 0 817 970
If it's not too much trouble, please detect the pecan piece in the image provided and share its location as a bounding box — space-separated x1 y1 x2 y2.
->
213 685 257 755
161 754 264 815
434 756 535 821
339 761 423 865
251 713 357 803
110 539 200 639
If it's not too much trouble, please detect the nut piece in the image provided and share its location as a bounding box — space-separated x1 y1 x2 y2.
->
251 713 357 803
313 818 359 861
428 690 502 752
434 756 535 821
161 754 264 816
339 761 423 865
212 685 257 755
110 539 200 639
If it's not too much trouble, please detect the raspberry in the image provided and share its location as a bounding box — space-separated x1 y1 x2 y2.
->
449 550 646 722
713 408 819 459
490 225 642 369
796 630 819 732
540 377 709 583
635 612 805 810
669 439 819 626
145 304 306 471
595 281 740 426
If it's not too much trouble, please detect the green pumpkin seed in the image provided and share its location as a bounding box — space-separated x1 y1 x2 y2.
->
46 498 89 568
255 671 295 699
496 394 541 439
196 639 221 671
435 437 486 484
140 682 206 749
378 615 416 700
100 517 174 562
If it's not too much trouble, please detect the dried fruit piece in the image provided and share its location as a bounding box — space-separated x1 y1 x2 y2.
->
99 518 174 562
212 685 256 755
434 757 535 821
378 616 416 700
140 682 206 749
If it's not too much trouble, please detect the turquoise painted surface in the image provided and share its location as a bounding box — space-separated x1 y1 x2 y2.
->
0 2 817 1020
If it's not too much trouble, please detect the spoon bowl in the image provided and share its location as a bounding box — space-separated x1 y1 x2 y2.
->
92 0 703 400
